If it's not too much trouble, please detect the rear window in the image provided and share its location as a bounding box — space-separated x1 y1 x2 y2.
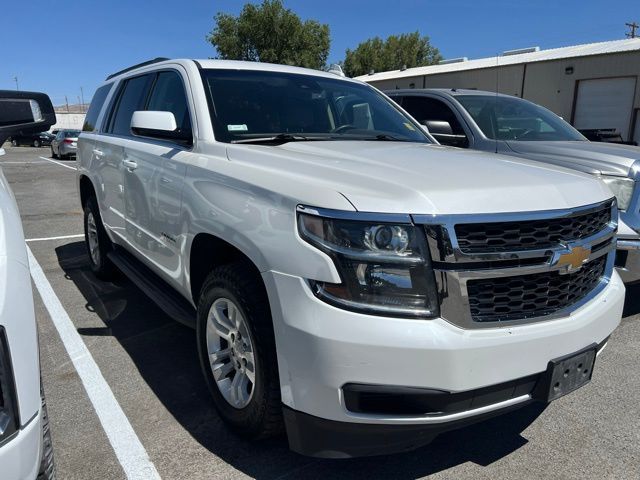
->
64 130 81 137
82 84 113 132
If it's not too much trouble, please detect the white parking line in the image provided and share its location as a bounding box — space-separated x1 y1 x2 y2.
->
26 234 84 243
27 245 162 480
38 156 77 171
1 161 48 164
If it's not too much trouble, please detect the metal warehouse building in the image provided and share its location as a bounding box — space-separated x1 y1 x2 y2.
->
357 38 640 143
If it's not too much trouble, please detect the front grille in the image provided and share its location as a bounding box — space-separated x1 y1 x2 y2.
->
455 204 611 253
467 255 607 322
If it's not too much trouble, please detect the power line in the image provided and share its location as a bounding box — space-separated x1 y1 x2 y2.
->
626 22 639 38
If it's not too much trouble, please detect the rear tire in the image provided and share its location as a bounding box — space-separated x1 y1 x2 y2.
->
83 196 117 280
37 387 55 480
33 139 41 148
11 139 18 147
51 147 58 159
196 262 283 440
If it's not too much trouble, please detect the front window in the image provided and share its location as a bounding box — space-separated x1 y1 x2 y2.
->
201 69 431 144
456 95 585 142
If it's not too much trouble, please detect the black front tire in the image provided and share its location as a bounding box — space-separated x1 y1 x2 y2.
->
83 196 117 280
33 139 41 148
37 388 55 480
196 262 283 440
11 139 18 147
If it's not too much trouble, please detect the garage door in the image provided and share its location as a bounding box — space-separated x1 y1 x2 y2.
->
573 77 636 141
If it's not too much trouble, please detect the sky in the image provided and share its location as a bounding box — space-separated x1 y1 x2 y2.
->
1 0 637 106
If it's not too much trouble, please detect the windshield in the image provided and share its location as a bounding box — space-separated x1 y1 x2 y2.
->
456 95 585 142
201 69 431 144
64 130 81 137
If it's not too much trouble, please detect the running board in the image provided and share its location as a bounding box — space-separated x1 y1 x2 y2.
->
107 248 197 329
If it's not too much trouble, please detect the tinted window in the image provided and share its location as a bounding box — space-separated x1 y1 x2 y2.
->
401 96 467 136
64 130 81 137
82 83 113 132
201 69 430 143
109 74 153 136
146 71 192 139
456 95 585 141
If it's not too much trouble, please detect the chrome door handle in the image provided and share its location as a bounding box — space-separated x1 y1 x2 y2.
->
123 159 138 171
92 148 104 157
160 177 172 184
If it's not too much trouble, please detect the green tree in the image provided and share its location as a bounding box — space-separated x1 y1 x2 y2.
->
343 32 442 77
207 0 330 70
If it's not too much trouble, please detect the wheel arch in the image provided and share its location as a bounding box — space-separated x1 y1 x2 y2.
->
79 174 96 207
189 232 267 305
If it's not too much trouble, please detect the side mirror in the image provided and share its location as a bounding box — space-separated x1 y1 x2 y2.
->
0 90 56 147
131 111 191 146
421 120 468 148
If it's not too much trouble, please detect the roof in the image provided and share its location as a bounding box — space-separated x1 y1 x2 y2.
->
356 38 640 83
106 58 361 84
387 88 510 97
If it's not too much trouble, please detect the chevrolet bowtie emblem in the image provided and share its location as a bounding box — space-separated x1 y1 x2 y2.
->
556 245 591 273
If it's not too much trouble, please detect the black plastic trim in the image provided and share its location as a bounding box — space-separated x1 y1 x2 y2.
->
0 327 19 447
107 247 196 328
343 374 539 416
283 401 532 458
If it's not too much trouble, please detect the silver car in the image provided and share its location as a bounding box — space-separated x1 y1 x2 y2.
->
50 129 80 159
387 88 640 282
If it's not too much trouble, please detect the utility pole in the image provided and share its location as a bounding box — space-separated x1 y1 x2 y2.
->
626 21 639 38
13 76 19 91
80 86 85 113
65 96 70 113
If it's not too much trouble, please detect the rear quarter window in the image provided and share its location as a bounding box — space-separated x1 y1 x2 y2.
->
82 84 113 132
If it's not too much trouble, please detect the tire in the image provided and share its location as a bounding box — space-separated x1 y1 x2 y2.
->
33 139 41 148
11 139 18 147
37 387 56 480
196 262 282 440
51 147 58 159
83 196 117 280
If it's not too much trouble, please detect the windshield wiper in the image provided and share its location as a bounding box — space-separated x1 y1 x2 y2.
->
232 133 320 145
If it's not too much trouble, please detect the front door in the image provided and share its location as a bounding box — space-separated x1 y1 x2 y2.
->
124 69 193 282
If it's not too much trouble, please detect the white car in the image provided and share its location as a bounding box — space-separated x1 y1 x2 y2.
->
77 59 624 458
0 90 56 478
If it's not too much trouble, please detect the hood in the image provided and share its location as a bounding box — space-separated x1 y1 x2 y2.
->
506 140 640 177
225 141 612 215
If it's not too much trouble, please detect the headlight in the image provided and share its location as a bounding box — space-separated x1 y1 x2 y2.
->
600 176 634 210
297 209 439 318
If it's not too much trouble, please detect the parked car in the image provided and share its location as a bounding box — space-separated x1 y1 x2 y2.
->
0 90 56 479
78 59 624 458
50 129 80 159
387 89 640 283
8 131 53 147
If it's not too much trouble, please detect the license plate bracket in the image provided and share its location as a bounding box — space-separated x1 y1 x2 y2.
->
533 344 597 402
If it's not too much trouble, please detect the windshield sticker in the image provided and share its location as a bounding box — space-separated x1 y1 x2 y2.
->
227 124 248 131
403 122 416 131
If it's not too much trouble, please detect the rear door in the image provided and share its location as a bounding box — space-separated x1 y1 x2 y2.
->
123 68 193 282
96 74 154 243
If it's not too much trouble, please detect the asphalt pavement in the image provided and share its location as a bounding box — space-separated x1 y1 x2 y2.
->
2 145 639 479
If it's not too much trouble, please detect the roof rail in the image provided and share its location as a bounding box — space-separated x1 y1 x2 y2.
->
106 57 170 80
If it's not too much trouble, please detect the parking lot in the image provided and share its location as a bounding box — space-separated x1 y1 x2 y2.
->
1 144 638 479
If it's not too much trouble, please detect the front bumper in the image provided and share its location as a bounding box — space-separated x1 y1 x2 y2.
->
264 270 624 457
616 238 640 283
0 411 42 480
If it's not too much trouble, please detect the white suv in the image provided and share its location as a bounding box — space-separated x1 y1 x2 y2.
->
77 59 624 458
